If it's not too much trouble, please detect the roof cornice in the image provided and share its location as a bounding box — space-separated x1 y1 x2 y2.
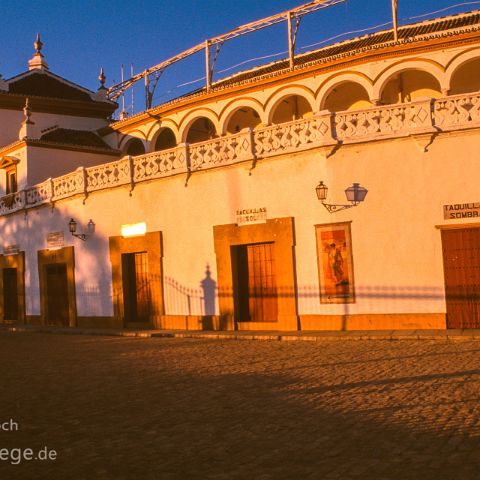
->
0 138 120 157
0 91 117 118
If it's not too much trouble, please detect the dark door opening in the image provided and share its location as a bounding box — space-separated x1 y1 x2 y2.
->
441 228 480 329
122 252 151 324
232 242 278 323
45 263 69 326
3 268 18 322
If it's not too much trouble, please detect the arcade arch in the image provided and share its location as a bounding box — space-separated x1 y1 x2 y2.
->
124 138 146 156
449 57 480 95
269 94 313 124
323 82 372 112
152 127 177 151
224 107 262 134
184 117 218 144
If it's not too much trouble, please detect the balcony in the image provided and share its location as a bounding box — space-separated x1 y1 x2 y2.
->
1 91 479 216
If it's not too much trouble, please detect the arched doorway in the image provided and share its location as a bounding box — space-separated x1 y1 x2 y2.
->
323 82 372 112
270 95 313 124
380 70 441 104
185 117 217 144
125 138 146 156
154 128 177 151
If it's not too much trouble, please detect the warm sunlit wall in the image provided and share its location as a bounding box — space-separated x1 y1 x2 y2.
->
0 110 24 147
2 37 480 330
26 147 120 186
2 124 479 329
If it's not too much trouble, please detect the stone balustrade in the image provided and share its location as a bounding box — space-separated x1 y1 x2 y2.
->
1 92 479 216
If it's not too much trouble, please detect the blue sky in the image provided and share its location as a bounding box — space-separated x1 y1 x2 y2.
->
1 0 478 111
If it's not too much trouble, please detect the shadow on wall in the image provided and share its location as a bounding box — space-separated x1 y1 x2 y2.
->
164 264 217 317
0 204 115 324
0 205 446 330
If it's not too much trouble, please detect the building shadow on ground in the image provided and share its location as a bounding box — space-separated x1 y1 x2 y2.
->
0 333 479 480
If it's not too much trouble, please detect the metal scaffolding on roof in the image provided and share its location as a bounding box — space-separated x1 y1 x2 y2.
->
107 0 346 110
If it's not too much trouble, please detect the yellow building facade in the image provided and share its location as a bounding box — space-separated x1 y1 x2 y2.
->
1 11 480 331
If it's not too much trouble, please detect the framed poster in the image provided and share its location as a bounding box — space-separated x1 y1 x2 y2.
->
315 221 355 304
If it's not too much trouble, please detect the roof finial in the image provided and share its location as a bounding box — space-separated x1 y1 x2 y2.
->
19 97 39 140
28 33 49 71
34 33 43 56
98 67 106 90
23 98 33 124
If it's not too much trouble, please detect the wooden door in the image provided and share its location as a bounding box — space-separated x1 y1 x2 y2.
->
3 268 18 321
248 243 278 322
441 228 480 329
122 252 151 323
234 243 278 322
45 263 69 326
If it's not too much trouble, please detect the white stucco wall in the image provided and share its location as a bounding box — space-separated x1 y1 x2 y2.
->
1 127 478 319
0 110 25 146
26 147 119 186
0 109 109 149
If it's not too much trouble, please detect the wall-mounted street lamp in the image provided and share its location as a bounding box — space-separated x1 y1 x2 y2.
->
316 181 368 213
68 218 95 241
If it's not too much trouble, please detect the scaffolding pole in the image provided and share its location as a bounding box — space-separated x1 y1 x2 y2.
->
392 0 399 42
107 0 345 102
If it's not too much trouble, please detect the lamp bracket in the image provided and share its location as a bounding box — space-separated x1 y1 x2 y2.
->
321 202 356 213
71 232 87 241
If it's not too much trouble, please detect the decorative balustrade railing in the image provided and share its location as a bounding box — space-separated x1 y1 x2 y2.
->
86 157 131 191
434 92 480 129
189 130 253 171
52 169 85 200
254 113 334 158
1 92 479 215
334 98 434 141
25 181 52 207
0 191 24 215
133 144 188 181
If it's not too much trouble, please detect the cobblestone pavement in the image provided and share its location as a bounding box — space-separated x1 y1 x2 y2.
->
0 332 479 480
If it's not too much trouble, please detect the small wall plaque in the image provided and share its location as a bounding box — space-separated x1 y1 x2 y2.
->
3 244 20 255
443 203 480 220
47 231 65 248
236 207 267 226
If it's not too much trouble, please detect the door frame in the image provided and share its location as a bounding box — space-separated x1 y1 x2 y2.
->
121 251 151 324
213 217 298 331
0 252 26 324
440 223 480 329
231 242 278 323
38 246 77 327
109 231 163 328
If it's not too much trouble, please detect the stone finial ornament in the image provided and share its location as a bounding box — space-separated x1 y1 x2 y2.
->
34 33 43 55
23 98 33 125
93 67 109 101
19 98 39 140
98 67 107 90
28 33 49 71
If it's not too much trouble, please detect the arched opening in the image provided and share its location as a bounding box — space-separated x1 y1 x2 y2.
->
225 107 262 134
185 117 217 144
271 95 313 124
154 128 177 151
450 58 480 95
380 70 442 104
323 82 372 112
125 138 145 156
